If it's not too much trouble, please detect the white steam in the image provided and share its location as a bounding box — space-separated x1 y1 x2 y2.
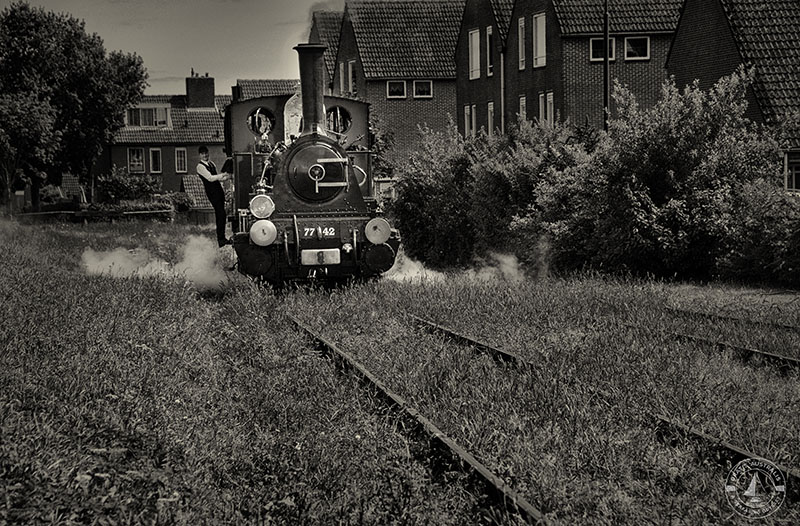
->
386 251 525 284
81 235 229 291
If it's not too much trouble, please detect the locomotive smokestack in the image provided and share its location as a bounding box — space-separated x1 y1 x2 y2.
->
295 43 327 136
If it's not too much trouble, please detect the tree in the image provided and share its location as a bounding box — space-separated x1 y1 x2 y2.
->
0 93 59 209
0 1 147 204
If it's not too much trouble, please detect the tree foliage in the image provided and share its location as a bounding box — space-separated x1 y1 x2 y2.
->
0 1 147 204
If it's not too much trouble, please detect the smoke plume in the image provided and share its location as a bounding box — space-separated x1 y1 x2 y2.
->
81 235 229 291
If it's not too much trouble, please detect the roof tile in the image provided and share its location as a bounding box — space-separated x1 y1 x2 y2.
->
348 0 465 78
552 0 682 35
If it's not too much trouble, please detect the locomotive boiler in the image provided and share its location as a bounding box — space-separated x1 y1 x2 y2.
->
224 43 399 286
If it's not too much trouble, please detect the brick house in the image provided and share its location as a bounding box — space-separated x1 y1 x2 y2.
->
309 11 344 94
333 0 465 162
93 75 231 193
666 0 800 191
456 0 514 136
459 0 682 136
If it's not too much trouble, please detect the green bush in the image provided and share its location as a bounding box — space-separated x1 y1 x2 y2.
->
390 122 478 268
96 165 160 204
157 191 193 213
718 179 800 285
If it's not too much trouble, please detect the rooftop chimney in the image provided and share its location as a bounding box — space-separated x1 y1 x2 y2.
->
186 75 215 109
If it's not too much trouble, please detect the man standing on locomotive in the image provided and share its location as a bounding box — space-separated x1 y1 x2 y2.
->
196 145 233 247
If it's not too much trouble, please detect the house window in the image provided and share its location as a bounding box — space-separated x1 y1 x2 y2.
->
149 148 162 174
128 148 144 173
176 148 187 173
469 29 480 79
127 107 168 127
486 26 494 77
624 36 650 60
788 152 800 191
590 37 616 61
487 101 494 137
539 92 554 124
519 95 527 120
386 80 406 99
464 105 471 137
533 14 546 67
413 80 433 98
518 17 526 70
339 62 345 94
347 60 357 95
471 104 477 137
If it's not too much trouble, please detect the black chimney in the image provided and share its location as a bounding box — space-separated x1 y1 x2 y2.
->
294 43 327 136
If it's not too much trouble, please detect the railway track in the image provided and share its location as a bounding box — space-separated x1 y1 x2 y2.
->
410 313 800 503
287 313 547 525
666 306 800 334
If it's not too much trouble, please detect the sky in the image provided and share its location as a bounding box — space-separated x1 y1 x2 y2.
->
6 0 345 95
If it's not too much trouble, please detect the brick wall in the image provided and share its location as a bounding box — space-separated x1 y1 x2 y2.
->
367 80 457 162
562 34 672 128
456 0 505 135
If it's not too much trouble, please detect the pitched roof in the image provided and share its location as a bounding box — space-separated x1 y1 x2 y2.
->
489 0 515 44
112 95 228 144
718 0 800 144
235 79 300 100
311 11 344 81
347 0 465 79
552 0 682 35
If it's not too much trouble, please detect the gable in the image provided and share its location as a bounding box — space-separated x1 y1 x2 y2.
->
310 11 344 82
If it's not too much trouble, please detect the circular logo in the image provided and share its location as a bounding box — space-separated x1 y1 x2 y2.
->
725 458 786 518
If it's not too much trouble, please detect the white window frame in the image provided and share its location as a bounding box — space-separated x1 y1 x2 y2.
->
386 80 407 99
486 26 494 77
175 147 187 174
347 60 356 94
547 92 554 124
339 62 345 94
787 152 800 191
413 80 433 99
533 13 546 67
464 105 471 137
149 148 162 174
487 101 494 137
468 29 480 80
518 17 526 70
624 36 650 61
590 37 616 62
519 95 527 120
128 147 144 173
539 93 546 122
471 104 477 137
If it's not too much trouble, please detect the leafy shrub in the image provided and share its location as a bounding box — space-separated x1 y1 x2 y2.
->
718 179 800 285
390 122 478 268
157 191 193 213
96 165 160 204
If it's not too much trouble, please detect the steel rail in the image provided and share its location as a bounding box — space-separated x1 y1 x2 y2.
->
287 314 547 525
414 313 800 503
672 332 800 371
666 306 800 333
654 413 800 502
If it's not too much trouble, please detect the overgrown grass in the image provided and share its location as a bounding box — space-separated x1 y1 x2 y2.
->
2 220 798 524
285 274 799 524
0 221 486 524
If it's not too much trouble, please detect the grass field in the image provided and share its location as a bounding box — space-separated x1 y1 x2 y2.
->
1 220 798 524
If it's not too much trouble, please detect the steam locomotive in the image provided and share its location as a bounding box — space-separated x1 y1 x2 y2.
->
224 43 399 286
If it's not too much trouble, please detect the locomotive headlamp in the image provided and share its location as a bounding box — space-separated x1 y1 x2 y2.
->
365 218 391 244
250 220 277 246
249 195 275 219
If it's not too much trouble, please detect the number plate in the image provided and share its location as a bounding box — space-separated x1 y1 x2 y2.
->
301 249 341 266
300 225 338 239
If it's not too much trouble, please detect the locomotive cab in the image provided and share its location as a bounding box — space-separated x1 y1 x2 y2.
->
227 43 399 285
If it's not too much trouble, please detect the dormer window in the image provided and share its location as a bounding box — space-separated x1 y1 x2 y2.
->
127 106 170 127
